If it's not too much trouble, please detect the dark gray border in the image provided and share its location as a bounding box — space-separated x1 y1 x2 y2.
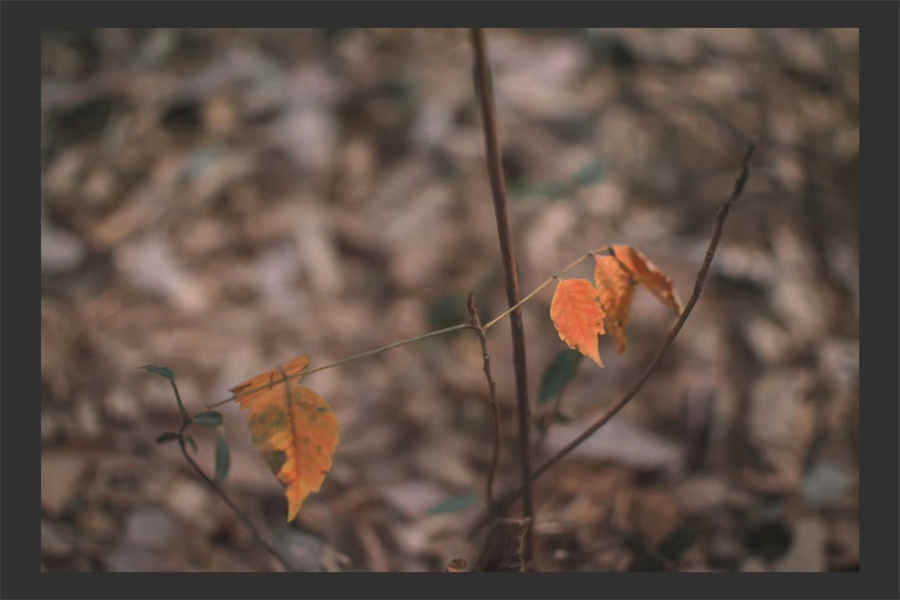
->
5 1 897 599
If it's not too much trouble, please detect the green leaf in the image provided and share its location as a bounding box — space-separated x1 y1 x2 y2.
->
571 159 606 188
156 432 180 444
215 431 230 483
538 349 583 406
192 411 223 426
185 434 198 453
427 491 478 515
141 364 174 379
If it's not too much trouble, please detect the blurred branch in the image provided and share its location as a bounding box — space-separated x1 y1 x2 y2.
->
470 26 535 565
469 143 756 539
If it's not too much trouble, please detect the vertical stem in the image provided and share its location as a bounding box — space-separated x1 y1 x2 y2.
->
470 27 534 564
467 293 501 516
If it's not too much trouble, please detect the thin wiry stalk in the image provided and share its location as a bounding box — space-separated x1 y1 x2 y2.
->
467 293 501 516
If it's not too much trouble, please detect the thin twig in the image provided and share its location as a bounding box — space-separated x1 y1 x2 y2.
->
483 253 592 331
169 378 190 423
207 323 476 408
208 252 591 411
207 250 590 411
469 143 756 538
467 293 501 516
471 26 535 564
302 323 474 377
177 438 294 571
172 414 294 571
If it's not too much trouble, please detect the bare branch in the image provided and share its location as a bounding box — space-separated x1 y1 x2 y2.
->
470 26 535 563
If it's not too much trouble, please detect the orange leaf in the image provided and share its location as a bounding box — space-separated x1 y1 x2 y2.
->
550 278 606 367
611 245 683 314
593 254 636 353
230 355 339 522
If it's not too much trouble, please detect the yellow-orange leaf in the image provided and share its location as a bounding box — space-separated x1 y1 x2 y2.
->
550 278 606 367
230 355 339 522
612 245 683 315
594 254 636 353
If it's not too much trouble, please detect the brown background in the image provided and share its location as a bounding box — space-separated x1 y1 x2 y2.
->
41 28 858 572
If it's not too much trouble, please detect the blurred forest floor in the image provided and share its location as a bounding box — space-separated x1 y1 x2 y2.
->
41 28 858 572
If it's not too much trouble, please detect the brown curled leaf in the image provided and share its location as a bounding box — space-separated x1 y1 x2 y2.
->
611 245 683 315
593 253 636 353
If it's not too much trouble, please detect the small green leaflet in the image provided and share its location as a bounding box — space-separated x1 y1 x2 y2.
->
215 430 230 483
427 491 478 515
141 364 174 380
538 349 583 406
193 411 223 426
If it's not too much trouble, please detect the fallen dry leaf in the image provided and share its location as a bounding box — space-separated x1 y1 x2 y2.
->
230 355 339 522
